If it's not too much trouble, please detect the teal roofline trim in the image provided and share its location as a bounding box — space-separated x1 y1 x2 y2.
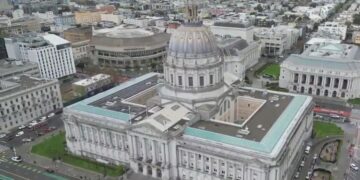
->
68 73 159 122
184 95 309 153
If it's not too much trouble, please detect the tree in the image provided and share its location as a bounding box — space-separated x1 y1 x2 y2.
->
353 14 360 25
255 4 263 12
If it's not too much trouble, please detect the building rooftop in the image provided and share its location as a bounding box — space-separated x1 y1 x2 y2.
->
73 74 111 87
185 89 311 154
0 59 38 78
306 38 341 45
43 34 70 46
303 43 360 60
0 75 56 98
69 73 159 122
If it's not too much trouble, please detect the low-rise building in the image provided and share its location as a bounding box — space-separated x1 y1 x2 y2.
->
100 13 124 25
54 12 76 27
280 43 360 99
63 26 92 43
304 37 341 50
0 59 39 80
90 25 170 71
254 26 300 56
318 22 347 40
74 11 103 25
72 73 113 97
72 40 90 61
0 75 62 133
210 21 254 43
352 31 360 45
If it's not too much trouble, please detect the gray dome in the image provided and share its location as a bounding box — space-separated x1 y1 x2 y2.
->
168 24 219 58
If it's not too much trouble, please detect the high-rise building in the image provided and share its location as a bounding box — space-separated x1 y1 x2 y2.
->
5 34 76 79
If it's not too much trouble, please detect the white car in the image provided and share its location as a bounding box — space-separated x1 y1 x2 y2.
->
22 138 33 142
0 133 6 139
39 116 47 122
11 156 22 163
300 160 305 167
15 131 24 137
313 153 318 160
47 113 55 118
351 163 359 171
18 125 26 130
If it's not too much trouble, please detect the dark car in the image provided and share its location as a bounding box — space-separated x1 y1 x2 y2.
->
45 168 55 173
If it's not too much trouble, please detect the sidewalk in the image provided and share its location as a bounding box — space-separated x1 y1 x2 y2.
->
15 129 121 180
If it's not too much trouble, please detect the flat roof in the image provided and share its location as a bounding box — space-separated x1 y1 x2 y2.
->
43 34 70 46
68 73 159 122
0 60 38 77
192 90 293 142
73 74 111 86
0 75 56 98
184 89 311 154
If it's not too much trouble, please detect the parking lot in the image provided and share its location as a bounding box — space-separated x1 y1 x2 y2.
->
0 113 64 148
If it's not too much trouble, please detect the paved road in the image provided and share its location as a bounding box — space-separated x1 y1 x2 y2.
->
0 114 64 148
0 151 76 180
347 158 360 180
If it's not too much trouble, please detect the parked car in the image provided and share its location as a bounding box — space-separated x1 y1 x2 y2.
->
300 160 305 167
0 133 6 139
313 154 318 160
47 113 55 118
18 125 26 130
305 171 312 179
350 163 359 171
294 171 300 179
15 131 24 137
11 156 22 162
36 131 45 136
39 116 47 122
22 138 33 142
45 168 55 173
6 135 14 142
305 145 311 154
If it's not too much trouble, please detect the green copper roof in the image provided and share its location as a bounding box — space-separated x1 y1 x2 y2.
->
184 94 309 154
68 73 158 122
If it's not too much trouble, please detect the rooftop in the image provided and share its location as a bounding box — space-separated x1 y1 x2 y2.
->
303 43 360 60
73 74 111 87
42 34 70 46
69 73 159 122
0 59 38 77
0 75 56 98
306 37 341 45
185 89 311 154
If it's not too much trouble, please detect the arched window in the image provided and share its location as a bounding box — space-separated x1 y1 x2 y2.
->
332 91 337 97
316 89 320 95
308 88 312 94
300 87 305 93
324 90 329 96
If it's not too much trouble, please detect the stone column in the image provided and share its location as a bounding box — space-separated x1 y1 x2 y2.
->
209 157 212 174
152 140 156 164
225 161 228 178
217 159 220 176
142 137 147 162
165 143 169 165
162 143 166 163
133 136 138 159
186 151 190 169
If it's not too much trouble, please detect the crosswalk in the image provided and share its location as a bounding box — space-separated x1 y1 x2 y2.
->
0 154 43 174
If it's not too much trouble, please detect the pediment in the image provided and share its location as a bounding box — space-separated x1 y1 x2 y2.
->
130 123 164 137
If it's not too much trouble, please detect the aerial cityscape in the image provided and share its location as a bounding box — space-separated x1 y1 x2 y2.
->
1 0 360 180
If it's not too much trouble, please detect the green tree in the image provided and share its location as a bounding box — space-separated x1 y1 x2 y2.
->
255 4 263 12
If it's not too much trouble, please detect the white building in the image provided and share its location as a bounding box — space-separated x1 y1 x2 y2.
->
304 37 341 50
0 75 62 133
63 2 314 180
100 13 124 25
210 22 254 43
12 9 24 20
0 59 39 80
280 43 360 99
318 22 347 40
5 34 76 79
254 26 300 56
123 18 150 27
0 16 11 27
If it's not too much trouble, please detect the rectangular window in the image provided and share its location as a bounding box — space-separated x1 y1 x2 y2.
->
309 75 314 85
301 74 306 84
294 73 298 83
325 77 331 87
342 79 348 89
170 74 174 84
210 75 214 85
178 76 182 86
317 76 323 86
199 76 204 87
188 77 193 87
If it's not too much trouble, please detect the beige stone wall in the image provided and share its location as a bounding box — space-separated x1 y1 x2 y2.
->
235 96 263 123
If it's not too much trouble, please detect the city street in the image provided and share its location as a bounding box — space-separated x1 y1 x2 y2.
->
0 113 64 148
0 151 76 180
